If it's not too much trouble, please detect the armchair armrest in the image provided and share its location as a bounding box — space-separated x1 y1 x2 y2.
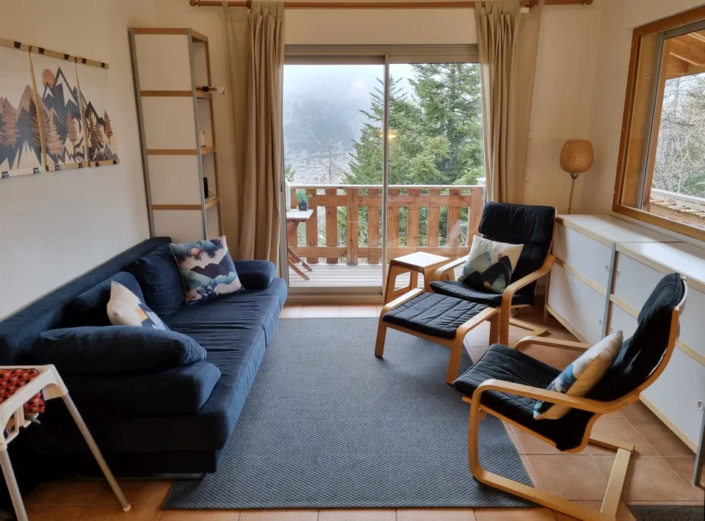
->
431 255 469 283
381 288 424 316
464 378 631 415
234 260 275 290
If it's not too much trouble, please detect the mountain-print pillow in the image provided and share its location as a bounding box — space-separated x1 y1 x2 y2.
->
459 236 524 294
169 236 243 303
107 282 169 330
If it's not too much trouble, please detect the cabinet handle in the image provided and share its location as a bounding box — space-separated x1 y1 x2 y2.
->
616 270 621 278
599 319 603 326
605 265 609 271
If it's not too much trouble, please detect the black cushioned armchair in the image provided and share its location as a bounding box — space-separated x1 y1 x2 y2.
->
431 202 557 345
454 273 687 521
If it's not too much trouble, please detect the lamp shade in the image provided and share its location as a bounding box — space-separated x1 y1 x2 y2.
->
560 140 593 174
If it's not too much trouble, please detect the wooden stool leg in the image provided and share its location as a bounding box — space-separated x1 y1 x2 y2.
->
0 448 28 521
62 395 131 512
446 343 463 385
409 272 419 292
375 322 388 358
384 265 401 304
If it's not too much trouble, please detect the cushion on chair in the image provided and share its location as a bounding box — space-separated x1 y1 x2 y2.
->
383 293 488 340
429 280 532 307
458 236 524 294
478 202 556 301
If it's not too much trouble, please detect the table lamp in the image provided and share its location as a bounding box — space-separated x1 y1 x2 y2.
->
560 139 593 214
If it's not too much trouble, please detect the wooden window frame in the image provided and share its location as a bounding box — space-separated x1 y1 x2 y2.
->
613 6 705 243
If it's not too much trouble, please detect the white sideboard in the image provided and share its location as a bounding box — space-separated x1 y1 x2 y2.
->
546 215 705 454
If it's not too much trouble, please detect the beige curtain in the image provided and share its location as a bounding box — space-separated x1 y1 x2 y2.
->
475 0 544 203
223 2 284 264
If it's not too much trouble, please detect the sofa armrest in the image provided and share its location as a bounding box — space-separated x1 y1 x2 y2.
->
235 260 276 290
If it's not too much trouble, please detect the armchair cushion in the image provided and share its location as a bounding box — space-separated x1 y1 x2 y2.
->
429 280 532 308
459 236 524 294
454 344 593 451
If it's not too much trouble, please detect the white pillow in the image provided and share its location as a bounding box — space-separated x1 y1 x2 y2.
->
107 281 168 330
459 235 524 293
534 331 623 420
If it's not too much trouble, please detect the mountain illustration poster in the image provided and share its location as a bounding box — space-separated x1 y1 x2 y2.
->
31 53 86 170
0 46 43 178
76 61 119 165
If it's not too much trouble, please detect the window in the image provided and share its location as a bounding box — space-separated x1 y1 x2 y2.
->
614 7 705 241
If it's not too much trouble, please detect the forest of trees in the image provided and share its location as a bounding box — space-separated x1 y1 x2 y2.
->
289 63 485 255
653 73 705 199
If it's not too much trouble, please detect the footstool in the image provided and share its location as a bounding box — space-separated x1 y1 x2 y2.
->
384 252 451 305
375 290 499 384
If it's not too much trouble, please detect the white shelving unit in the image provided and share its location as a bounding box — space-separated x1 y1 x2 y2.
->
129 28 222 243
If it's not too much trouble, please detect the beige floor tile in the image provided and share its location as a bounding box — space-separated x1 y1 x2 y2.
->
467 346 489 363
319 510 396 521
620 401 657 422
525 455 609 501
584 420 655 456
300 306 340 318
462 328 491 348
552 501 635 521
79 502 161 521
662 456 705 501
593 456 694 502
396 508 476 521
160 511 240 520
26 480 104 506
628 421 695 457
281 306 303 318
509 425 562 455
240 510 318 521
93 480 171 508
25 505 88 521
339 305 379 317
474 508 554 520
519 455 541 488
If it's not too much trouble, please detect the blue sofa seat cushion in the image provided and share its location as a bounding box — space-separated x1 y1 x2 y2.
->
383 292 488 340
66 272 144 327
233 260 275 290
43 362 221 417
126 244 185 317
33 326 206 375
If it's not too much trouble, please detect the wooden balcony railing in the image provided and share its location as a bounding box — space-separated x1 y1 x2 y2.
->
288 184 484 265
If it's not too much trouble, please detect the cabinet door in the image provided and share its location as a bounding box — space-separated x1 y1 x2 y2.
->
612 253 664 310
607 302 638 339
548 264 605 344
680 286 705 361
554 225 612 290
642 348 705 448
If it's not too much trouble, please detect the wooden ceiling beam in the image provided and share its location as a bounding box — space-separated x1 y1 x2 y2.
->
669 36 705 67
190 0 593 8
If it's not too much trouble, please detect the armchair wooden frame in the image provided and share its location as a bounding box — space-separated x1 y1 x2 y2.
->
462 280 688 521
432 254 556 346
375 289 500 385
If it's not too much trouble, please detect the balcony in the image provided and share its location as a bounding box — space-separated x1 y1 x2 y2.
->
286 184 483 288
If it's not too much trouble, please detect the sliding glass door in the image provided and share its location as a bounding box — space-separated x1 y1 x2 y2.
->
282 46 483 296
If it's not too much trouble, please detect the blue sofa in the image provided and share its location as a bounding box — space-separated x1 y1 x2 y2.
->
0 237 287 476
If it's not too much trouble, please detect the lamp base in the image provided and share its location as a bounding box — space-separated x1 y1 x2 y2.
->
567 172 580 214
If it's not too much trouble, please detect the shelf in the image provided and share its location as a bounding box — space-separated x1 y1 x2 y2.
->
191 30 208 43
152 196 219 212
201 147 215 155
196 91 212 100
205 196 220 210
146 147 215 156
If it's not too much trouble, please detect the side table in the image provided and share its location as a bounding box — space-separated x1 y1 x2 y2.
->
384 252 451 305
0 365 130 520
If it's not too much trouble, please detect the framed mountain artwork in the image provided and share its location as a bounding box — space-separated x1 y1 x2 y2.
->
31 53 86 170
76 61 119 167
0 45 43 178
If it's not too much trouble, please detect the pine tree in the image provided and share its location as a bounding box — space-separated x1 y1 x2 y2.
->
66 112 78 147
0 99 18 147
45 111 63 157
103 110 113 145
88 113 103 157
29 101 41 151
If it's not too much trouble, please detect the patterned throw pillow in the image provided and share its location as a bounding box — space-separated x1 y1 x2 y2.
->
459 236 524 293
534 331 623 420
107 281 169 330
169 236 243 303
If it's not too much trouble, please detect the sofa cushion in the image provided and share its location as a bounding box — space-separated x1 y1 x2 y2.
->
33 326 206 375
50 362 221 417
107 282 169 330
126 244 185 317
233 260 275 290
66 272 144 327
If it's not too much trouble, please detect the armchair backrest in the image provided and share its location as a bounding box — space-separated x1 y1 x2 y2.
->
590 272 687 402
478 202 556 298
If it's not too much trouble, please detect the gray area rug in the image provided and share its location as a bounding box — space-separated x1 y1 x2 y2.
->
165 318 532 509
628 505 705 521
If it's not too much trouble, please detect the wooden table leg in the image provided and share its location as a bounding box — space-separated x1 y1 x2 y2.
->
384 264 402 305
288 258 310 281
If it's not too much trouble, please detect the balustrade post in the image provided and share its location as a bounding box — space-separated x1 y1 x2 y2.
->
468 187 484 250
305 188 318 264
428 188 440 248
325 188 338 264
288 187 298 250
447 188 461 257
346 188 359 265
388 188 400 260
368 189 380 264
407 188 420 249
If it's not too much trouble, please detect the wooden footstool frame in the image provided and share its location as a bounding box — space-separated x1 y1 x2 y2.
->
375 289 500 385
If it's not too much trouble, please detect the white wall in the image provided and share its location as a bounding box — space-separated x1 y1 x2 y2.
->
0 0 156 318
582 0 705 216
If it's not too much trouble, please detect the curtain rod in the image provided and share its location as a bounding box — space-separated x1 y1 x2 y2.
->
189 0 593 8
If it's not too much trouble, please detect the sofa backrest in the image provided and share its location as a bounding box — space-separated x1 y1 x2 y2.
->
0 237 171 364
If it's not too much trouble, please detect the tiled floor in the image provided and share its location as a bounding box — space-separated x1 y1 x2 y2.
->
20 304 703 521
